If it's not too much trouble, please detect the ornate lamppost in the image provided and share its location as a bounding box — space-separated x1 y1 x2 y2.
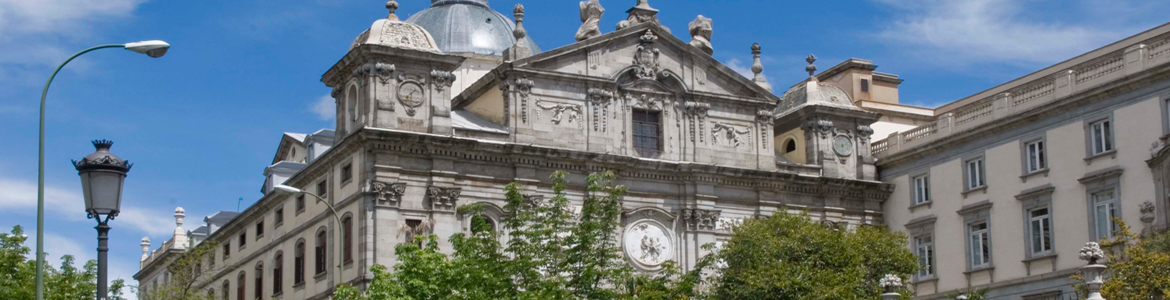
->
73 140 132 300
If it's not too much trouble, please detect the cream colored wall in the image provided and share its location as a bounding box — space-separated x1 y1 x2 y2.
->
885 96 1161 296
465 87 505 125
774 127 806 164
452 56 502 96
285 144 307 163
871 81 900 104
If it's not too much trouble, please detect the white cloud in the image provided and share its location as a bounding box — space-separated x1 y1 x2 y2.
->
0 176 190 236
310 94 335 120
0 0 149 82
872 0 1142 66
724 57 772 86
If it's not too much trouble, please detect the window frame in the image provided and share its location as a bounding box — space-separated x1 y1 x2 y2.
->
1017 184 1057 260
1028 207 1053 255
341 162 354 186
296 194 306 215
254 262 264 300
274 207 284 228
1021 137 1048 175
914 235 935 279
631 108 663 158
293 240 306 285
911 172 931 206
255 221 264 240
1085 115 1116 158
968 221 992 269
963 156 987 192
315 228 328 276
342 214 354 265
317 180 328 199
273 252 284 295
1091 189 1121 241
238 232 247 250
958 201 993 271
1082 168 1123 242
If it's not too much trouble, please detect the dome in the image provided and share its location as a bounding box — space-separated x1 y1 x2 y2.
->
775 80 856 114
406 0 541 55
351 3 442 53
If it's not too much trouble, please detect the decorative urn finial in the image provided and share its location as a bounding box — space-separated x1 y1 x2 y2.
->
140 237 150 261
805 54 818 78
386 0 400 21
1079 242 1105 265
750 43 771 92
512 4 527 40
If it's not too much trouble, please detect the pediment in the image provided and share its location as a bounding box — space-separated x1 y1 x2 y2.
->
511 23 777 103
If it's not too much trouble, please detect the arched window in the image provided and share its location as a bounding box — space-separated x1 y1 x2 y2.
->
294 240 305 285
784 138 797 154
346 85 358 132
221 280 229 300
236 271 246 300
254 262 263 300
315 228 328 275
273 252 284 295
342 215 353 264
470 214 496 234
207 288 215 300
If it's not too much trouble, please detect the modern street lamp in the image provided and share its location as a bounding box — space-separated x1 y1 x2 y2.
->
273 184 345 289
73 140 132 300
35 40 168 300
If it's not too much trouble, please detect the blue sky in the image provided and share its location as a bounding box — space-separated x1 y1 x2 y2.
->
1 0 1167 296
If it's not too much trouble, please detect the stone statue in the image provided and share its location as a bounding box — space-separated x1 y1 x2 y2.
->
616 0 669 33
576 0 604 41
688 15 713 55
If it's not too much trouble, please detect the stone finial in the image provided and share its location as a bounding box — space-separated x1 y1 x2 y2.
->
616 0 668 33
140 237 151 261
688 15 713 55
512 4 527 40
1080 242 1105 264
879 274 902 300
386 0 400 21
576 0 605 41
805 54 818 78
504 4 531 61
751 43 772 92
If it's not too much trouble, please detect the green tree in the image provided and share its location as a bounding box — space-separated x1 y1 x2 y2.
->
0 225 128 299
710 213 917 300
1081 219 1170 300
141 240 223 300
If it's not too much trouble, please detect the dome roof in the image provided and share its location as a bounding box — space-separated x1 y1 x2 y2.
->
406 0 540 55
350 3 442 53
775 80 856 114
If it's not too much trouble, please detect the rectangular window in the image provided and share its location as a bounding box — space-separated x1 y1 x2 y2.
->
1029 207 1052 255
861 79 870 93
912 175 930 205
255 221 264 239
632 109 662 158
239 232 246 249
915 236 934 278
341 163 353 184
296 194 306 213
1092 190 1120 240
317 180 328 198
969 222 991 268
275 208 284 227
222 242 230 260
966 158 986 190
1025 140 1046 173
1089 119 1114 155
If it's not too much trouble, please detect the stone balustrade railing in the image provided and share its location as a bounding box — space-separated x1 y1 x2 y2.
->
872 32 1170 160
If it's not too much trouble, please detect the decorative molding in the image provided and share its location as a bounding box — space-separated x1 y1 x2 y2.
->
633 30 661 80
803 117 834 139
715 217 744 231
367 181 406 206
535 100 583 125
430 70 455 92
857 125 875 142
1077 166 1124 184
757 110 774 149
352 61 395 84
396 73 427 117
683 209 720 231
956 200 993 216
712 122 752 148
626 92 663 111
427 186 461 211
685 102 710 143
515 77 535 123
523 194 545 208
588 88 614 132
1014 184 1055 200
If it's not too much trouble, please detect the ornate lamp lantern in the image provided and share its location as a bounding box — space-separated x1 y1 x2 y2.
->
73 139 131 300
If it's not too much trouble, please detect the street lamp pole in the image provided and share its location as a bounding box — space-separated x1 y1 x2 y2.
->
273 185 344 289
36 41 168 300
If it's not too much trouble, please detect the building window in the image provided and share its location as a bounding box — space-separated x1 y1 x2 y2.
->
274 208 284 227
342 216 353 264
632 109 662 158
405 219 423 245
969 222 991 268
255 221 264 239
315 229 328 275
239 232 247 249
1089 119 1114 155
965 158 986 190
1029 207 1053 255
296 194 306 214
1024 139 1047 174
861 78 870 93
317 180 328 198
912 174 930 205
784 138 797 154
254 263 264 300
915 235 934 279
223 242 230 260
236 271 246 300
273 253 283 295
221 281 229 300
1092 189 1120 240
294 240 305 285
341 163 353 185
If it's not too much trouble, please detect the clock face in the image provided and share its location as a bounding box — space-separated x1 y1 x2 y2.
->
833 135 854 156
397 82 425 107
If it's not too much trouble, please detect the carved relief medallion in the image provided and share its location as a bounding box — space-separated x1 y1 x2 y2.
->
397 80 425 117
624 220 673 270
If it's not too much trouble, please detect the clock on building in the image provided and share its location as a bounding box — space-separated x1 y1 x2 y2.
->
833 135 854 156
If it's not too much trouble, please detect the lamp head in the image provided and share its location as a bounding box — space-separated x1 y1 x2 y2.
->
124 40 170 58
73 140 132 219
273 184 303 195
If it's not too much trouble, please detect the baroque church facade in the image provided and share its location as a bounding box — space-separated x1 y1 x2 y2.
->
136 1 1170 300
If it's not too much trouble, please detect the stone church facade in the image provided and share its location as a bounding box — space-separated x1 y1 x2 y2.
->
135 1 891 299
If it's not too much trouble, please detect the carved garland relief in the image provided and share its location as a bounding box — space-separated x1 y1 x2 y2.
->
712 122 752 148
535 100 583 126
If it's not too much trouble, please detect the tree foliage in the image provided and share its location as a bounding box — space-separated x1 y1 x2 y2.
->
334 171 917 300
141 240 223 300
1076 219 1170 300
0 225 127 299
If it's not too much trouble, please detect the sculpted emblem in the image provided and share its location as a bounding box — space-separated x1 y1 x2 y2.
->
397 81 425 116
624 221 673 269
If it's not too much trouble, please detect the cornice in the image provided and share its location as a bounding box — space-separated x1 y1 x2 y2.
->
1015 184 1056 200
